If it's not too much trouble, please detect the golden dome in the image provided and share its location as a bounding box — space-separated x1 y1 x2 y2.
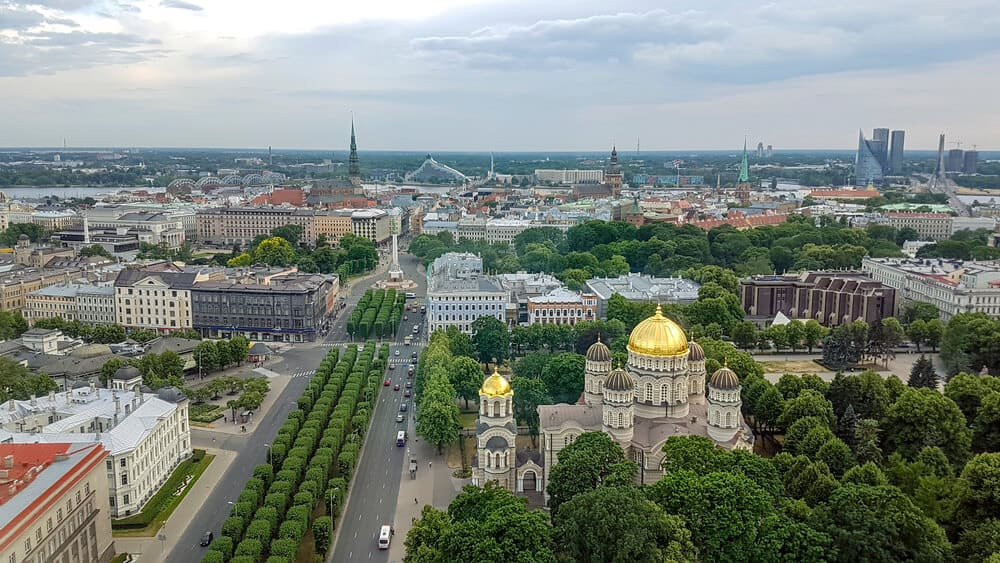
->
479 367 512 398
627 304 689 357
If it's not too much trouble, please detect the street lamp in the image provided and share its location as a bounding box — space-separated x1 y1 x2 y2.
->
227 501 238 519
328 487 339 532
264 444 272 465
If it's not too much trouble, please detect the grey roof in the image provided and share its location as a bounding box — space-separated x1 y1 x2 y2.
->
144 337 200 355
477 420 517 435
156 386 186 403
538 404 602 430
248 342 272 356
516 449 543 466
113 365 141 380
586 273 701 303
114 269 198 289
484 436 509 450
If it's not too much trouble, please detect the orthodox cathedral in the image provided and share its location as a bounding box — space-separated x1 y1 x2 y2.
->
473 305 753 495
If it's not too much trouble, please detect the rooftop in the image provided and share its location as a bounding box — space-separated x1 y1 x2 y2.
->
586 273 700 302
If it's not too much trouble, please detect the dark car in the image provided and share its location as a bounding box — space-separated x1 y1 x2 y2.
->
400 403 408 412
405 381 412 388
393 384 400 391
404 389 411 398
200 532 214 547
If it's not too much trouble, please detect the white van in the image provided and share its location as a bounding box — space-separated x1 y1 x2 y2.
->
378 525 392 550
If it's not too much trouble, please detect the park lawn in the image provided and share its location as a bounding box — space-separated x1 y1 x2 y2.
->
758 360 826 374
458 412 478 429
112 450 214 537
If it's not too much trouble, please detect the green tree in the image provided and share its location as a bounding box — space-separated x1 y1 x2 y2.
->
99 357 128 387
0 311 28 340
271 224 304 246
732 321 758 351
815 437 857 478
79 244 112 259
902 301 940 324
906 319 928 352
785 319 806 352
660 435 724 474
810 485 951 563
546 432 637 514
511 377 549 444
754 386 786 434
956 519 1000 563
973 391 1000 451
540 352 585 404
882 388 972 465
194 341 220 375
253 236 295 266
648 470 774 562
957 453 1000 524
470 316 509 365
512 351 550 379
821 321 868 370
0 358 58 402
908 355 939 389
447 356 483 410
554 486 696 563
416 373 460 454
854 418 883 465
444 326 474 359
778 389 836 430
802 320 827 353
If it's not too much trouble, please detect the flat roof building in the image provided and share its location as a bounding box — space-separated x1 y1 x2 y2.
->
586 274 700 319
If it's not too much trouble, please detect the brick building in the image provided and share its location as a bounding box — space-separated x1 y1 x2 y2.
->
740 271 896 327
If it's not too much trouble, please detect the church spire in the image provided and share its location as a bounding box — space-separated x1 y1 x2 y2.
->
348 118 361 181
738 138 749 183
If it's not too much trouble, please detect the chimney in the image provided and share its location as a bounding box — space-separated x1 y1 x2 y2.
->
132 395 138 411
29 395 36 407
49 390 55 402
114 395 120 414
65 391 71 405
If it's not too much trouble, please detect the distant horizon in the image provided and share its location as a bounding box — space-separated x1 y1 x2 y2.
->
2 147 995 157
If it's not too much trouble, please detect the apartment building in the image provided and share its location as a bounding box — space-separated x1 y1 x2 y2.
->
113 268 212 332
350 209 390 244
0 373 191 519
527 288 598 326
196 207 315 247
0 443 115 563
496 273 565 325
24 284 116 326
0 267 86 312
586 274 701 319
862 257 1000 320
427 253 507 334
884 212 953 241
534 169 604 184
191 272 338 342
82 210 186 248
739 271 896 327
312 213 354 244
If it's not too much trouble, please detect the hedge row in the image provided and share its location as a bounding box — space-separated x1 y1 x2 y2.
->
205 342 385 562
345 289 405 338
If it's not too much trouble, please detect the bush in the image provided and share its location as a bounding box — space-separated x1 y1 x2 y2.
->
230 557 256 563
285 504 310 528
221 516 244 540
278 519 304 542
265 557 292 563
313 517 333 556
237 489 260 507
244 519 272 543
201 551 224 563
293 491 314 508
253 505 278 533
207 535 233 559
264 492 289 515
234 538 263 560
189 403 224 423
269 538 299 559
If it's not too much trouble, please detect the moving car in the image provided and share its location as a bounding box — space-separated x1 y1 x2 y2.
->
395 350 400 356
378 525 392 549
396 413 404 423
200 532 214 547
383 379 391 386
405 381 412 388
393 384 400 391
404 389 411 398
400 403 408 412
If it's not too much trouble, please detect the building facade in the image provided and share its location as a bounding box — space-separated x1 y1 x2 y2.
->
0 374 191 519
740 271 896 327
113 269 204 332
0 267 87 312
191 273 338 342
889 130 905 174
474 307 751 496
534 169 604 184
855 130 885 186
885 212 953 241
24 284 115 326
195 207 315 247
527 288 598 326
862 257 1000 320
426 253 507 334
0 443 115 563
586 274 700 319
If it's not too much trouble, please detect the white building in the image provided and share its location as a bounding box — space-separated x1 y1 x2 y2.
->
527 288 598 326
426 253 506 334
0 368 191 518
862 257 1000 320
586 273 701 319
534 169 605 184
24 284 116 326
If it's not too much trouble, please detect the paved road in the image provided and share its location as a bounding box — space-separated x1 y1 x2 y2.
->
330 252 429 562
163 349 327 561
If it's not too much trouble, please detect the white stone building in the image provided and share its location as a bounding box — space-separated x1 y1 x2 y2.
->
24 284 116 326
862 257 1000 320
426 253 506 334
0 367 191 518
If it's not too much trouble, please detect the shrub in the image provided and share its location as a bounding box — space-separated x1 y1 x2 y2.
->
269 480 293 496
313 517 333 556
234 538 263 560
269 538 298 559
265 556 291 563
264 492 289 515
286 504 310 528
253 505 278 534
221 516 244 540
207 535 233 559
244 519 272 543
237 489 260 507
201 551 224 563
279 519 304 542
230 557 256 563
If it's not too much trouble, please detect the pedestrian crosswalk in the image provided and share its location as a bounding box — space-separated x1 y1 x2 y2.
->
292 370 316 378
253 367 315 379
387 358 414 366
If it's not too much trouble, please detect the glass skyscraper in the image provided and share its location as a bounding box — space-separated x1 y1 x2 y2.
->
856 130 884 186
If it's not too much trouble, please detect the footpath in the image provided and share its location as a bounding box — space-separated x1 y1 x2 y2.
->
114 447 236 563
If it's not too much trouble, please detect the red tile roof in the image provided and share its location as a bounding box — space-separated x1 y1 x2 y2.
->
0 444 71 505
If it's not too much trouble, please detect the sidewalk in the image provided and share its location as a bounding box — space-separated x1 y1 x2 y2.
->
386 419 468 561
114 447 237 562
198 373 293 436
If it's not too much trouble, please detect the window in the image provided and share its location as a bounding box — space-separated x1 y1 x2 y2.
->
46 518 52 532
35 528 41 543
57 509 63 521
121 473 128 485
120 458 126 468
106 459 112 471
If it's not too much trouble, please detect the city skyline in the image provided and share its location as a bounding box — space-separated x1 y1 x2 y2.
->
2 0 999 150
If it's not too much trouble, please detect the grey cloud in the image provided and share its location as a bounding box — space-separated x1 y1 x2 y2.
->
0 31 165 76
18 0 99 9
0 6 46 30
160 0 203 11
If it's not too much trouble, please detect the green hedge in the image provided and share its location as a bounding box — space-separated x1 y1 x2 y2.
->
112 450 208 529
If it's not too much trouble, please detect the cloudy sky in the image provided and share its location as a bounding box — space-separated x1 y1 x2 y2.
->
2 0 999 151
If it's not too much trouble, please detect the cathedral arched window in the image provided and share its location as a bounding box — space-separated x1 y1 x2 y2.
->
675 383 684 403
661 384 670 403
495 453 501 468
726 411 733 428
712 410 720 425
617 412 624 427
481 399 487 414
645 383 653 403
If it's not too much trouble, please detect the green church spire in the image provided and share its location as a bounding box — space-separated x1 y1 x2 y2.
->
738 139 749 183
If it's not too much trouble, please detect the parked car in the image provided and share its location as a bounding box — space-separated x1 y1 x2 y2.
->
395 350 400 356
